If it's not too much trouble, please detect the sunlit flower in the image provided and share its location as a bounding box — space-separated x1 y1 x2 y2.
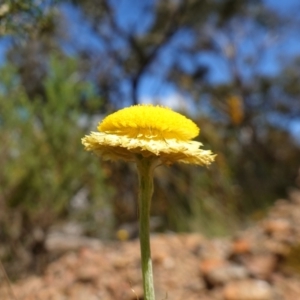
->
82 104 215 166
82 104 216 299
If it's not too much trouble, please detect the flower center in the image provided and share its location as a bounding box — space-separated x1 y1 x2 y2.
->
98 105 199 141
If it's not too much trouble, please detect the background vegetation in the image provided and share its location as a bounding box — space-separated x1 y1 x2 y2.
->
0 0 299 276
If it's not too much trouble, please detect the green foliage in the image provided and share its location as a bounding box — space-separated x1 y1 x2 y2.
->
0 56 113 274
0 0 58 37
153 157 240 236
144 104 299 237
1 0 300 254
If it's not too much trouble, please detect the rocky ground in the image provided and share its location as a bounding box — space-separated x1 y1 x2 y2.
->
1 189 300 300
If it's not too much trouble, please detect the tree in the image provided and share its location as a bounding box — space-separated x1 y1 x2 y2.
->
2 0 300 235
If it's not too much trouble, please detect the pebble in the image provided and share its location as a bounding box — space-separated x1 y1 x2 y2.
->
223 279 273 300
206 264 248 285
243 253 277 280
3 190 300 300
231 238 251 255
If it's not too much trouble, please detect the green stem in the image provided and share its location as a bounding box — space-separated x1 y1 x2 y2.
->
136 156 156 300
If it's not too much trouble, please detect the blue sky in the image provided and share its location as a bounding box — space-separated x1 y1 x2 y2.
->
1 0 300 86
0 0 299 140
1 0 300 118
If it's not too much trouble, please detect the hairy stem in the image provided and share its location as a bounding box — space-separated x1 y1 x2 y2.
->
136 156 156 300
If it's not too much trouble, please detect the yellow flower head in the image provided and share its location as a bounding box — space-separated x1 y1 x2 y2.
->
82 104 215 166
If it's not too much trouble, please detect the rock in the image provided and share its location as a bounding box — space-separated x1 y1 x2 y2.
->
206 264 248 285
263 219 291 241
269 200 292 219
199 239 232 260
223 279 273 300
45 233 102 252
77 264 99 282
272 273 300 300
199 258 227 276
5 194 300 300
264 239 290 256
231 238 251 255
179 233 204 254
243 253 277 280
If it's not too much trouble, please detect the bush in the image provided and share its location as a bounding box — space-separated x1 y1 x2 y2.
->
0 56 113 276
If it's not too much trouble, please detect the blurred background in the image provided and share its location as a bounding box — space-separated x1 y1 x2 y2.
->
0 0 300 278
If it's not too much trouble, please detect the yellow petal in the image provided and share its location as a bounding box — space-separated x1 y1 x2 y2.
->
82 133 215 166
98 104 199 141
82 104 215 166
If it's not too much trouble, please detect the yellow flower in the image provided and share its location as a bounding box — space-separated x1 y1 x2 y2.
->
82 104 215 166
